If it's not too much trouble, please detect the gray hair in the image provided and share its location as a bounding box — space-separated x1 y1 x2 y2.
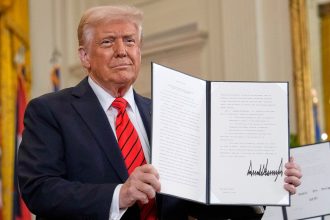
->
77 5 143 47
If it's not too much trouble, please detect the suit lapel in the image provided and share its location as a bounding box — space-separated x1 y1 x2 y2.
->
71 78 128 182
134 92 152 143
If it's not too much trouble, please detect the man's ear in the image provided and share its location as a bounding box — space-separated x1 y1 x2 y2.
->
78 46 91 69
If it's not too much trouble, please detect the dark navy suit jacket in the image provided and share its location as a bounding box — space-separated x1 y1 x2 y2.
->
18 78 263 220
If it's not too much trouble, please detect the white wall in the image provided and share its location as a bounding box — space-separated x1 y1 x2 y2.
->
29 0 296 132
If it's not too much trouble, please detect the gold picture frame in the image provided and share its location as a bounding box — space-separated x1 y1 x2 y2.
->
289 0 315 145
290 0 330 145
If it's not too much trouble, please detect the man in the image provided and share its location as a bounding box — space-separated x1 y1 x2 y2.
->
18 5 302 220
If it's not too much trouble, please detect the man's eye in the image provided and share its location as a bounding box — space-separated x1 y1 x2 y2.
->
125 38 135 45
100 39 113 46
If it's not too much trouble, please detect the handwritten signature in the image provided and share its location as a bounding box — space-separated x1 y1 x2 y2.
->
246 158 283 182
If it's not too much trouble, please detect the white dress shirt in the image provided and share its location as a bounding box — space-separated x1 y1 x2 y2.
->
88 77 151 220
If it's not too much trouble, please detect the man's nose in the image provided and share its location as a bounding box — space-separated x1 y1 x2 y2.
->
114 40 127 57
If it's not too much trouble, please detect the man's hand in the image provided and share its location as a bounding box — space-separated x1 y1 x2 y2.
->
284 157 302 194
119 164 161 208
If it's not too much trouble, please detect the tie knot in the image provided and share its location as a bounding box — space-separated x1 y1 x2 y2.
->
112 97 128 112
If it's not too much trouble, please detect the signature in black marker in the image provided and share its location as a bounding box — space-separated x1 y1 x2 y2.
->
246 158 283 182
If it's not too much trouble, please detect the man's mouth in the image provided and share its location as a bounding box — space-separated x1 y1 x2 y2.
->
111 63 131 69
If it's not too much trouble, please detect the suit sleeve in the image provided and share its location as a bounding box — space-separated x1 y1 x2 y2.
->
17 98 115 219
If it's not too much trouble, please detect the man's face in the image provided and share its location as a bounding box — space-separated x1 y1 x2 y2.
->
80 20 141 96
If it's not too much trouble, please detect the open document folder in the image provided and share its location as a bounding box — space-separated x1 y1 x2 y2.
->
151 63 290 206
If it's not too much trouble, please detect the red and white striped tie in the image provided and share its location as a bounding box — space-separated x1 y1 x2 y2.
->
112 97 157 220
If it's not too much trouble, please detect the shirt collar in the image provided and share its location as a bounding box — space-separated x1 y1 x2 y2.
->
88 77 135 112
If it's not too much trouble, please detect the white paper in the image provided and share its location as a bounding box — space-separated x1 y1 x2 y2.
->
151 63 207 203
261 206 284 220
261 207 330 220
286 142 330 219
210 82 289 205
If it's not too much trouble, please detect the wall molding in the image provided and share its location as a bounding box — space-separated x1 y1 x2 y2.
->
142 23 208 56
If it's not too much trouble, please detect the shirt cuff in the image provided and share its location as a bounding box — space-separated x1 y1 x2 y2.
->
109 184 127 220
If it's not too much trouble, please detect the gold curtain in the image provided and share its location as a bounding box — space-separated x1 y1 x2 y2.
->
320 4 330 138
0 0 31 219
290 0 315 145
